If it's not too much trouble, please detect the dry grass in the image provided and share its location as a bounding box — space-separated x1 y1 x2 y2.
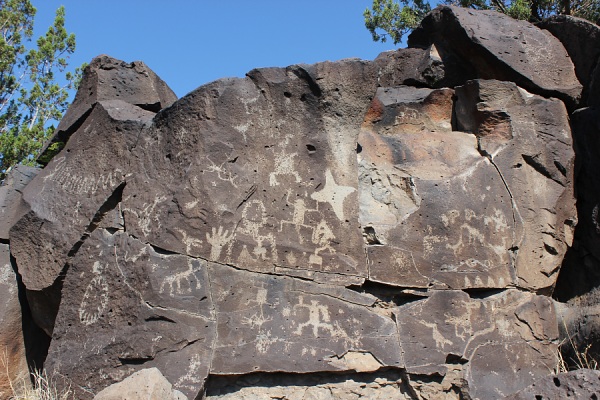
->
8 369 73 400
2 349 72 400
556 320 599 373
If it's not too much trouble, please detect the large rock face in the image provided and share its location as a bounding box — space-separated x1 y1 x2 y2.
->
5 5 599 400
360 80 574 292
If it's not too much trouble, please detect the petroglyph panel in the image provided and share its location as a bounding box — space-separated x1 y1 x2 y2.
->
396 290 558 392
16 48 580 400
45 229 215 399
209 263 402 374
455 80 575 291
361 81 575 291
123 65 369 283
11 100 153 292
361 86 517 289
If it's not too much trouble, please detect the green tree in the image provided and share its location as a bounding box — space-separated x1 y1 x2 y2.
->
364 0 600 45
0 0 82 178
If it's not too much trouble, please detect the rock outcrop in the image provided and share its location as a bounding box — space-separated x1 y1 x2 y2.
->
3 5 600 400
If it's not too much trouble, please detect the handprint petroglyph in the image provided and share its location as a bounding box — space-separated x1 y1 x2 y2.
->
206 226 235 261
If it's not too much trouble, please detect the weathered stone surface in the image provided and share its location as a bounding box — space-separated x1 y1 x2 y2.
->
505 369 600 399
11 100 154 293
10 100 154 337
361 79 575 291
456 81 576 291
397 290 559 398
93 368 188 400
554 291 600 368
209 263 402 375
45 227 401 398
537 15 600 105
0 245 29 399
373 45 468 89
120 60 377 285
408 5 582 109
45 229 215 399
0 165 39 240
206 370 412 399
40 55 177 160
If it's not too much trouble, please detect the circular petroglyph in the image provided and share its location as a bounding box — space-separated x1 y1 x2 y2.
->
79 261 110 326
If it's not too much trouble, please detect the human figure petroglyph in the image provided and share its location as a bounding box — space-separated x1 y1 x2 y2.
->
293 296 345 338
205 155 239 188
309 219 336 267
255 330 278 354
175 354 203 391
237 286 277 353
240 93 260 115
236 199 278 263
269 152 301 186
278 191 320 244
79 261 109 326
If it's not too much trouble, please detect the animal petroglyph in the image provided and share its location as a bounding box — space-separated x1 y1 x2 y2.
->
159 258 203 296
311 169 355 221
423 209 511 265
444 208 510 261
79 261 110 326
421 321 453 349
205 156 239 188
123 195 168 237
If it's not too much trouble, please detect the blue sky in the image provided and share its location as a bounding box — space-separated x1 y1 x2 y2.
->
33 1 400 98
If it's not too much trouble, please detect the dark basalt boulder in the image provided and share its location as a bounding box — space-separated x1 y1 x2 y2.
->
538 15 600 106
38 55 178 163
554 107 600 302
0 166 39 240
408 5 582 109
0 244 29 398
